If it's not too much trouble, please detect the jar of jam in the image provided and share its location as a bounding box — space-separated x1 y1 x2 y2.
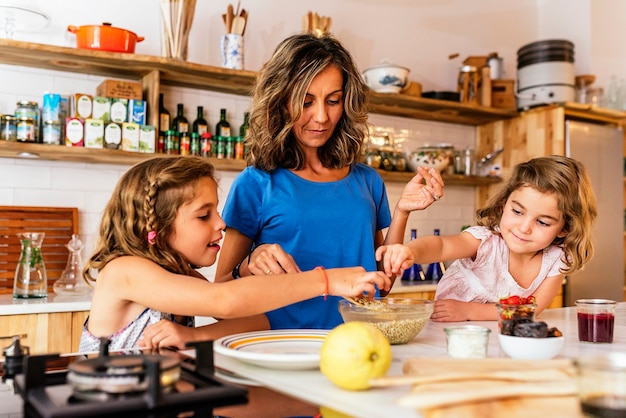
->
0 115 17 141
15 101 40 142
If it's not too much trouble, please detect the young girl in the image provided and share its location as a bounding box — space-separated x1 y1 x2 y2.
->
376 155 597 321
78 156 391 352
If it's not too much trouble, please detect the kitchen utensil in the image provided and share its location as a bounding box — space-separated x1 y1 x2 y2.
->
67 23 144 53
160 0 196 60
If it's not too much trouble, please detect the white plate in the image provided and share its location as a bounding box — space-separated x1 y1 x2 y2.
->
214 329 328 370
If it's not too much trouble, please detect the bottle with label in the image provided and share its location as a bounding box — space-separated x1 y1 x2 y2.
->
215 108 231 138
190 132 201 156
192 106 209 135
172 103 189 135
401 229 425 282
425 229 446 282
158 94 170 135
236 111 249 160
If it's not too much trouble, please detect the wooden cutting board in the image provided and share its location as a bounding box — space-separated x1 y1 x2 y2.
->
376 357 584 417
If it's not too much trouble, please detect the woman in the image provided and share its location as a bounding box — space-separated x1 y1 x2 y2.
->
214 33 444 330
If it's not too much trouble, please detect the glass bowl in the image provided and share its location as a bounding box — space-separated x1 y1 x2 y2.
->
496 303 536 335
338 298 433 344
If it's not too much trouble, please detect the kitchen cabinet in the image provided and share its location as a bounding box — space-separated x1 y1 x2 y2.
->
0 38 511 187
0 310 88 354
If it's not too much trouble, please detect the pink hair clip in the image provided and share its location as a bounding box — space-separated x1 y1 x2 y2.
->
147 231 157 245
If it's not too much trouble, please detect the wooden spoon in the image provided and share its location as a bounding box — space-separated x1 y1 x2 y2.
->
232 16 245 35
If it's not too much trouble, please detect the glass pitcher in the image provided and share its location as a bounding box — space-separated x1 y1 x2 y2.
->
53 234 90 295
13 232 47 299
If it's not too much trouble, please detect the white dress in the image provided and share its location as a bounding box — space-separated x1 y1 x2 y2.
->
434 226 567 303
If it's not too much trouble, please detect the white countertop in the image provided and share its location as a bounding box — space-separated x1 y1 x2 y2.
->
214 303 626 418
0 293 92 316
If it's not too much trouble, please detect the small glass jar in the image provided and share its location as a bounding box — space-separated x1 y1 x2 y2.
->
42 120 61 145
15 101 40 142
16 117 36 142
444 325 491 358
0 114 17 141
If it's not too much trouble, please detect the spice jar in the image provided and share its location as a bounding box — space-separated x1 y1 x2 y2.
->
0 115 17 141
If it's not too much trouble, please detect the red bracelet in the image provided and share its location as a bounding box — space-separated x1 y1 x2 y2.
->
314 266 329 301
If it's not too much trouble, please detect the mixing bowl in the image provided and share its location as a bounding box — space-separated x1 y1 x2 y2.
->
338 298 433 344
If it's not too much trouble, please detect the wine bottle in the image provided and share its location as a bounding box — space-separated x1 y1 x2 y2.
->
172 103 189 134
215 108 231 138
401 229 425 282
192 106 209 135
425 229 446 282
158 93 170 134
235 111 249 160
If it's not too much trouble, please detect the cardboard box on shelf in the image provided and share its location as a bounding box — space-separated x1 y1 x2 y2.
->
96 79 143 100
491 79 516 110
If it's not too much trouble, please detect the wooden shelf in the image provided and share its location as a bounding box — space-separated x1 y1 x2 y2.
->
0 39 518 126
0 141 247 171
377 169 502 186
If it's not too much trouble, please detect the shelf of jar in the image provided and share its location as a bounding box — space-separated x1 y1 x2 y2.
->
376 169 502 186
0 38 519 126
0 141 247 171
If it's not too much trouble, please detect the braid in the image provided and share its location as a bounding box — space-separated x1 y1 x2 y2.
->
144 177 159 242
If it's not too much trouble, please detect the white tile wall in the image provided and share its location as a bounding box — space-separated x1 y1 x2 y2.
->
0 66 480 279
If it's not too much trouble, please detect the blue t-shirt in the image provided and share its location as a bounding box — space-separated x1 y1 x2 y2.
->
222 163 392 329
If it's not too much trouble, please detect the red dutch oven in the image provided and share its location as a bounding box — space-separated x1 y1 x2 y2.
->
67 23 144 53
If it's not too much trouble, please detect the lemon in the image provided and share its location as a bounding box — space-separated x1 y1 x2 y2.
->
320 321 392 390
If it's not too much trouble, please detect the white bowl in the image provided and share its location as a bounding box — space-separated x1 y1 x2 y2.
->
362 62 410 93
498 333 564 360
406 147 450 172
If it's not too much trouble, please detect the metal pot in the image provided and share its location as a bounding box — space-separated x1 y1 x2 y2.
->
67 23 144 53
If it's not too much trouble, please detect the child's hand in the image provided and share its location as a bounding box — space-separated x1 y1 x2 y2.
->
326 267 391 297
140 319 197 349
375 244 415 277
431 299 472 322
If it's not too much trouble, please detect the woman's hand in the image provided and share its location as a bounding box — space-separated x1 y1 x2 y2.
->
396 167 445 213
375 244 415 276
248 243 301 275
326 267 391 297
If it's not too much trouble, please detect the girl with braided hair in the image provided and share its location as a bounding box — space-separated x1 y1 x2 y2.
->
78 156 391 352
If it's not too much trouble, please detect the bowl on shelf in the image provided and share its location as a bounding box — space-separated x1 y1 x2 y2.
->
362 61 410 93
498 333 565 360
406 146 450 172
338 298 433 344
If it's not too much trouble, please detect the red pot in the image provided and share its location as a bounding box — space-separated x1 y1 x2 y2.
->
67 23 144 53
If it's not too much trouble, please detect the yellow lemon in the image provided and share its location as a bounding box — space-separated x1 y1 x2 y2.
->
320 321 392 390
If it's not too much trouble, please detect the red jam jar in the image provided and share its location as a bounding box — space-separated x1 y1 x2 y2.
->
576 299 616 343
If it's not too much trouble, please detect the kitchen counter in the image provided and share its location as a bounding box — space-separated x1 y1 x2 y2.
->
214 303 626 418
389 280 438 295
0 293 92 316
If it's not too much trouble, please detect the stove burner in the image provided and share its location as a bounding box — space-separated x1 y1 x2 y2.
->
12 339 248 417
67 354 181 399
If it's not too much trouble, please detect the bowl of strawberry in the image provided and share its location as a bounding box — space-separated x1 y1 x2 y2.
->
496 295 564 360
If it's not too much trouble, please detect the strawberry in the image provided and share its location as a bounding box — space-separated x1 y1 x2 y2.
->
505 295 522 305
524 295 537 305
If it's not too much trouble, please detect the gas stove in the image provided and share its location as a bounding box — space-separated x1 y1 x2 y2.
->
1 335 248 418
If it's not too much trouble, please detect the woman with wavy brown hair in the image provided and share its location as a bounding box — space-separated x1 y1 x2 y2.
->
213 33 444 331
